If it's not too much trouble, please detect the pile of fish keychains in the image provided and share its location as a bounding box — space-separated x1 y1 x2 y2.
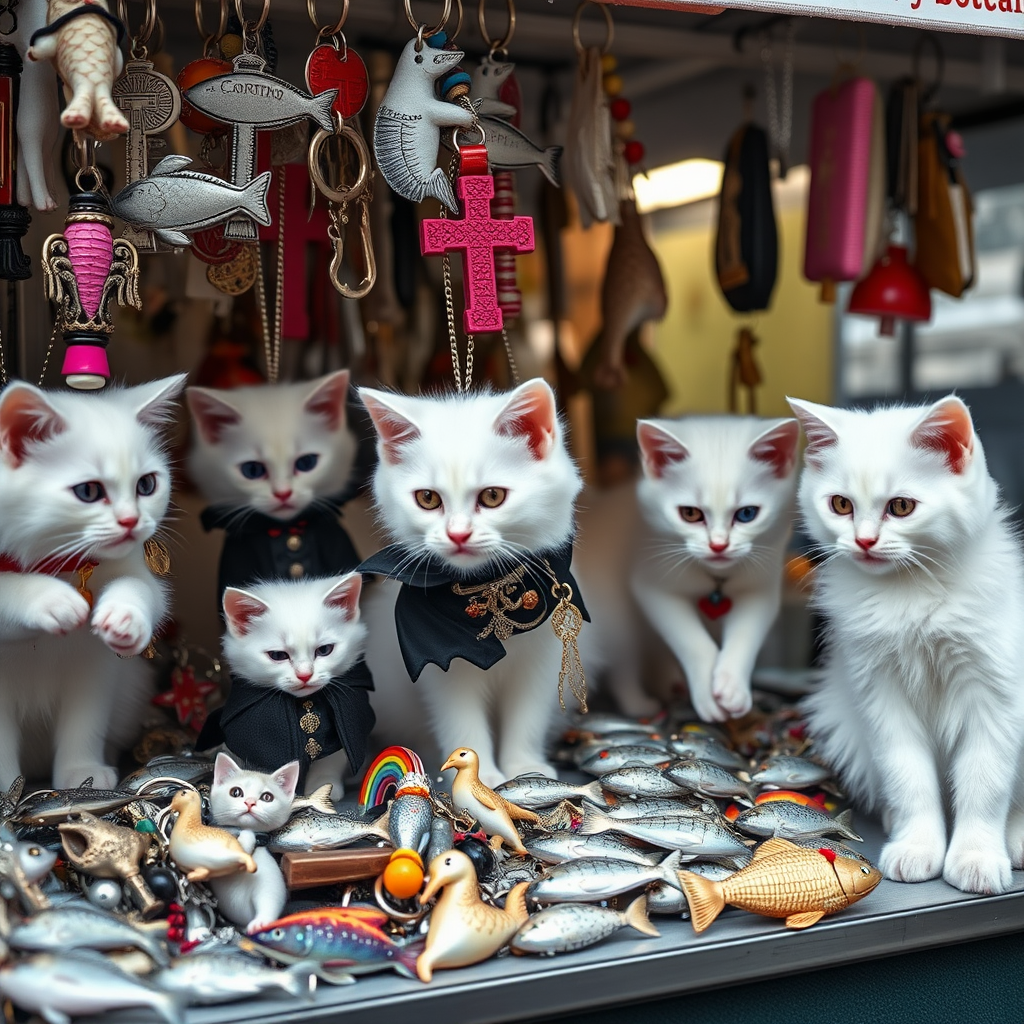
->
305 0 377 300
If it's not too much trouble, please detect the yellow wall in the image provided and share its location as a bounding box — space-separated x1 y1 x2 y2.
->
648 192 835 418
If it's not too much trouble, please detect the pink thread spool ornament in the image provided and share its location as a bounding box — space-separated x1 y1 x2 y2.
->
41 180 140 389
419 143 534 335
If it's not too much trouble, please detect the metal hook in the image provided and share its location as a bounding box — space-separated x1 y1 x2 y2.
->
195 0 228 55
118 0 158 58
329 195 376 300
404 0 452 40
572 0 612 56
478 0 514 53
233 0 270 37
307 0 348 42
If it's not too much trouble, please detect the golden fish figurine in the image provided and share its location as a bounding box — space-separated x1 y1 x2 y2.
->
417 849 529 982
58 811 164 919
679 837 882 933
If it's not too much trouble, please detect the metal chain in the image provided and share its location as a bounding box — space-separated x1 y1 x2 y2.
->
440 153 473 391
501 327 519 386
256 166 285 384
761 22 794 175
0 318 59 388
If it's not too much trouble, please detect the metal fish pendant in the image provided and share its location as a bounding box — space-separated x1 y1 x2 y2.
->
460 116 562 187
662 759 755 803
733 802 863 843
118 756 215 796
267 809 390 853
750 755 836 791
526 853 685 904
580 744 673 776
373 37 477 211
510 896 659 955
525 832 664 868
495 775 609 810
668 734 750 772
14 785 136 826
110 155 272 248
580 807 751 858
597 766 692 800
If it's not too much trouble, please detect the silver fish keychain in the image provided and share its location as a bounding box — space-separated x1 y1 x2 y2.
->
182 0 337 240
373 0 476 211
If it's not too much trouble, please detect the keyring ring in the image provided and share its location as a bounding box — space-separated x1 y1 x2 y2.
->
308 121 371 204
572 0 612 56
404 0 451 39
307 0 348 40
118 0 157 56
374 874 432 923
234 0 269 36
453 121 486 151
195 0 228 54
478 0 514 52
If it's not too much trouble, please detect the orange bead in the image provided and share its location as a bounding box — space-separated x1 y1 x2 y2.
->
600 53 618 73
602 73 623 97
383 851 424 899
786 555 815 584
176 58 232 134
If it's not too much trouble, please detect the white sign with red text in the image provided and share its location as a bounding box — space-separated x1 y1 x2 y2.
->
634 0 1024 39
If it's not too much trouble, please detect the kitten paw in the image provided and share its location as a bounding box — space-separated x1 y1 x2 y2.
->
23 584 89 635
688 683 727 724
91 602 152 657
711 668 753 719
54 763 118 789
943 847 1012 895
501 761 557 782
1007 814 1024 869
879 833 945 883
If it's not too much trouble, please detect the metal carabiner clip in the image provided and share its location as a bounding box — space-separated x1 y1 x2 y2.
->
308 117 376 299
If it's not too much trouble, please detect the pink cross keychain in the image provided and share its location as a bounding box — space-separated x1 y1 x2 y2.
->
419 143 534 334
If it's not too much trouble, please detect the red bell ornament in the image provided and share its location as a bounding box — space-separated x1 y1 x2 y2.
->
847 245 931 338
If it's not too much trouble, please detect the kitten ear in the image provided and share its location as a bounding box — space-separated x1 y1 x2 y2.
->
749 419 800 478
910 395 975 474
186 387 242 444
223 588 271 637
274 761 300 802
324 572 362 621
134 374 188 427
637 421 688 478
786 398 841 468
0 383 67 467
213 751 242 787
304 370 350 431
494 378 557 460
359 388 421 463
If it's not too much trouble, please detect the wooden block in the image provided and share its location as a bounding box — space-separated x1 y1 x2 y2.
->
282 848 395 890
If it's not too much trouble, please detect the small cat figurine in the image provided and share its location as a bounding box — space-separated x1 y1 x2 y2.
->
199 572 374 798
0 375 185 788
186 370 362 603
208 752 296 933
358 379 588 788
632 415 799 722
789 395 1024 895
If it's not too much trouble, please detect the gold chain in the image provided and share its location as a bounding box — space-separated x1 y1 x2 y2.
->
0 318 59 388
256 166 286 384
541 557 587 713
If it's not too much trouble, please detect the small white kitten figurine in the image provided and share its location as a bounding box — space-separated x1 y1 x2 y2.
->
632 415 799 722
200 572 373 799
208 752 296 933
0 376 185 788
790 395 1024 895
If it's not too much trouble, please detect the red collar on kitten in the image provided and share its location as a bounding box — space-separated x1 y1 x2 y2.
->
0 553 99 606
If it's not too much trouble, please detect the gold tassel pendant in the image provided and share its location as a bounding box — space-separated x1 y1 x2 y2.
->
549 582 588 714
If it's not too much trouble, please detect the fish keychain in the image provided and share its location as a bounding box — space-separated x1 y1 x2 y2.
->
182 0 337 241
305 0 375 299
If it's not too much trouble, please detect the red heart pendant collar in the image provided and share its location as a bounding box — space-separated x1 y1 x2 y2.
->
698 590 732 620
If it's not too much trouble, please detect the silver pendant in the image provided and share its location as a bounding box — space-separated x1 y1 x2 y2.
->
111 58 181 253
183 51 336 240
373 37 477 212
110 154 272 248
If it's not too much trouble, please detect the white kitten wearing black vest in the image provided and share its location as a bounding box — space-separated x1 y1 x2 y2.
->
0 376 185 788
359 380 587 788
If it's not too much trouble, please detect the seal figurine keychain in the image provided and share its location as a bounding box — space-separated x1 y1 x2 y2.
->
182 0 338 241
373 0 477 212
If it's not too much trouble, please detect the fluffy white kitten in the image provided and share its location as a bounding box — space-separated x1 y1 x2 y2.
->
208 752 295 933
0 376 185 789
360 379 583 787
632 415 799 723
186 370 356 520
221 573 368 797
790 395 1024 895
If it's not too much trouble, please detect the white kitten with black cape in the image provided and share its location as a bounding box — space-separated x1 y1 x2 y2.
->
0 376 185 788
358 380 588 787
790 394 1024 895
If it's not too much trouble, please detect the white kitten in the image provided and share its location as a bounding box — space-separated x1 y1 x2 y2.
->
789 395 1024 895
208 752 296 933
0 376 185 789
359 379 584 787
218 573 371 798
631 415 799 723
186 370 356 521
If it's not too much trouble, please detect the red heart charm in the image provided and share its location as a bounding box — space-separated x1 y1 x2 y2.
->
698 594 733 620
191 224 243 266
305 45 368 118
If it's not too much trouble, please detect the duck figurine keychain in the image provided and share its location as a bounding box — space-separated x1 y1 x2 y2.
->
166 788 257 882
442 748 539 854
417 849 529 981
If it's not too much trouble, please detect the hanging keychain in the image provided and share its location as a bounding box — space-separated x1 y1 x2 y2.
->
0 2 31 281
112 0 181 252
305 0 375 299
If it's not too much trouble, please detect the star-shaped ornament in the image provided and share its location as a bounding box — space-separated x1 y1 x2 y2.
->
152 665 218 731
